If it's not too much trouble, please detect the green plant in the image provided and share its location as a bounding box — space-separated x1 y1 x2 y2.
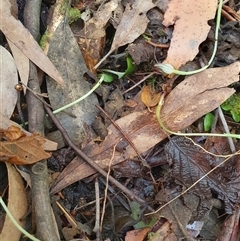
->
60 0 81 24
156 93 240 140
53 73 106 114
53 56 136 114
221 93 240 122
204 112 215 131
100 55 136 79
155 0 223 75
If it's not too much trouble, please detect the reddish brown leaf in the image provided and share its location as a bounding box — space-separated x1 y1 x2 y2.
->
0 113 58 151
2 125 25 141
0 133 51 165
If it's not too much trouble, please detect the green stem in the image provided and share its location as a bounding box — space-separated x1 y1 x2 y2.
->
53 74 104 114
155 0 223 75
0 197 41 241
156 93 240 140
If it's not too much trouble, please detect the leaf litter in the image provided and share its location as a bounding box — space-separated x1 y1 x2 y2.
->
1 0 240 240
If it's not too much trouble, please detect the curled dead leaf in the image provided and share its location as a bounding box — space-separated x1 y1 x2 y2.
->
141 85 161 108
2 125 26 141
0 133 51 165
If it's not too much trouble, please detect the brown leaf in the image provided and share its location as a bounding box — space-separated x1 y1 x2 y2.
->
0 163 28 241
165 136 240 214
0 0 65 87
3 125 26 141
0 133 51 165
0 46 18 118
141 85 161 108
161 61 240 131
162 0 218 69
95 0 155 68
7 40 29 95
111 0 155 51
77 0 118 71
0 113 58 151
125 227 150 241
50 62 239 194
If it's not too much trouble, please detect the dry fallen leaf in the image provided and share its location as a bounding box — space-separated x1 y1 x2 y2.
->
0 133 51 165
141 85 161 108
0 0 65 87
7 40 29 95
0 163 27 241
162 0 218 70
0 46 18 118
2 125 26 141
161 61 240 130
125 227 150 241
94 0 155 68
0 113 58 151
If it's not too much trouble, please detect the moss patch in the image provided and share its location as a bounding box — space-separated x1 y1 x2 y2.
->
60 1 81 24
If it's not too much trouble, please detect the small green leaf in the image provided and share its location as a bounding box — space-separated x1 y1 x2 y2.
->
124 56 136 77
100 55 136 79
204 113 214 132
221 94 240 122
231 110 240 122
99 73 114 83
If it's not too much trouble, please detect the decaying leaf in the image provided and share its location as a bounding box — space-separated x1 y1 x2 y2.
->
165 136 240 214
146 220 178 241
0 0 65 87
0 113 58 151
95 0 155 68
2 125 26 141
162 0 218 70
46 21 99 146
0 46 18 118
0 133 51 165
77 0 118 71
50 62 239 194
0 163 27 241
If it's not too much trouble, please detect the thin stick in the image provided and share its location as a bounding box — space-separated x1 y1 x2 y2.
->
217 106 236 153
122 72 155 95
100 144 116 232
93 177 101 241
